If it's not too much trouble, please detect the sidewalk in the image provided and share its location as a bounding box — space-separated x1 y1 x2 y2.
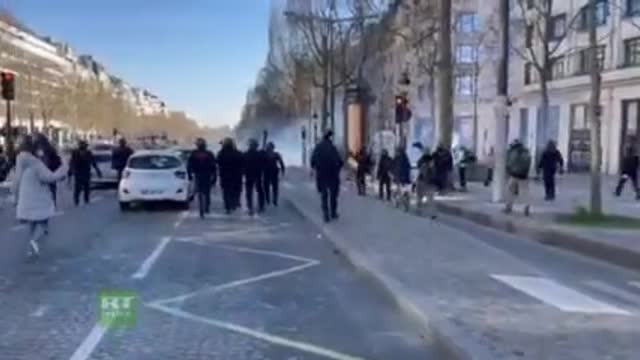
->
430 175 640 270
283 168 640 360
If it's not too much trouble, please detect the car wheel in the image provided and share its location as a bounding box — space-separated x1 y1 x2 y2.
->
119 202 130 212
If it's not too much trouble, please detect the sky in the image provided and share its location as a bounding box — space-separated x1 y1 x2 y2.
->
8 0 271 127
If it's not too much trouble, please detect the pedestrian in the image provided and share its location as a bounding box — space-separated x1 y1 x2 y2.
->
484 147 494 187
432 144 453 194
112 137 134 182
537 140 564 201
311 130 343 222
0 145 10 183
377 148 393 201
415 146 438 219
504 139 532 215
12 135 67 260
217 138 244 214
392 145 412 209
615 145 640 200
68 140 102 206
243 138 266 215
187 138 217 217
34 133 62 209
355 145 372 196
453 145 474 191
263 142 285 207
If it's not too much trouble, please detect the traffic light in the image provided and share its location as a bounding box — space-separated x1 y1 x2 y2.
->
395 95 411 123
1 71 15 101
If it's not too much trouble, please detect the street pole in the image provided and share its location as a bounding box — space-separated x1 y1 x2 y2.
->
328 21 336 134
492 0 510 202
5 99 15 164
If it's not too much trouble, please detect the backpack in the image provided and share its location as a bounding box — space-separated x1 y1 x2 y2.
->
507 146 531 178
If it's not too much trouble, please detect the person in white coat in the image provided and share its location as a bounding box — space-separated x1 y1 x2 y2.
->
12 135 67 259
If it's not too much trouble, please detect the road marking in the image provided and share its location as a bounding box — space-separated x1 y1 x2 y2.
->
585 280 640 307
173 211 188 228
11 224 26 231
68 324 108 360
152 260 319 305
491 275 631 315
282 181 294 189
630 281 640 290
147 303 365 360
131 236 172 280
215 244 319 263
91 196 103 202
30 305 48 317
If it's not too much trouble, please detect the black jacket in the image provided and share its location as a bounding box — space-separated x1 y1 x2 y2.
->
69 149 99 179
243 149 266 181
217 146 244 186
264 150 285 177
538 148 564 174
377 154 393 180
311 139 343 182
188 149 217 185
112 146 134 171
621 154 639 176
355 150 372 175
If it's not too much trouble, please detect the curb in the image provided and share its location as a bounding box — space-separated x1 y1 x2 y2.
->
284 194 490 360
435 202 640 271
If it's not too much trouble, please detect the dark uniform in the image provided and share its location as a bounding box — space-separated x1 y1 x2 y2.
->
217 140 244 213
311 133 343 222
355 147 372 196
243 141 266 214
112 141 134 182
377 150 393 201
537 142 564 200
187 148 217 213
615 147 640 199
68 142 101 206
263 144 285 206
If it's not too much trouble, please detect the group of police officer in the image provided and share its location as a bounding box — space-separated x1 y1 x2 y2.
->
187 137 285 216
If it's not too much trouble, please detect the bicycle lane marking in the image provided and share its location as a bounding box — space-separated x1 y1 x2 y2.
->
67 210 188 360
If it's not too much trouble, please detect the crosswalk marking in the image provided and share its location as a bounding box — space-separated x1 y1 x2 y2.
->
584 280 640 307
491 275 631 315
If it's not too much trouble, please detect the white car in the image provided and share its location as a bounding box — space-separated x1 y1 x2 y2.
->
118 150 193 211
90 144 119 187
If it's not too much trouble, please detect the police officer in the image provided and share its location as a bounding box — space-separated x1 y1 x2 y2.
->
217 138 244 214
263 142 285 206
112 137 134 182
187 138 217 215
311 130 343 222
68 140 101 206
243 139 266 215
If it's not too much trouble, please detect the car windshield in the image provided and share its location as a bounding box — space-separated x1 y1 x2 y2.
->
128 155 181 170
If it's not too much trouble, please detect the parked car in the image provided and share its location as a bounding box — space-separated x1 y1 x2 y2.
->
118 150 193 211
90 143 119 187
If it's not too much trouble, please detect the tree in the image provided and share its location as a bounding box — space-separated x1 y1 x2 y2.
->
437 0 454 149
587 0 603 215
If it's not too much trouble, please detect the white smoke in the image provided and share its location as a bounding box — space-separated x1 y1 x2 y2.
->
263 125 305 167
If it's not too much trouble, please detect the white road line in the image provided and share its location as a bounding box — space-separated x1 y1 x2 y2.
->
68 324 108 360
491 275 631 315
147 303 366 360
152 261 319 306
11 224 26 231
215 244 319 263
630 281 640 290
282 181 294 189
585 280 640 306
173 211 188 228
30 305 48 317
131 236 172 280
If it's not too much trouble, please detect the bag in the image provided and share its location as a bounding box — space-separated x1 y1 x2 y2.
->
507 147 531 178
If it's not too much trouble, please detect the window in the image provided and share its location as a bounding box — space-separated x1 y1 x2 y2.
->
624 37 640 66
456 44 478 64
627 0 640 16
551 56 564 79
550 14 566 40
455 74 475 96
525 25 534 48
579 1 608 30
456 13 478 33
128 155 182 170
574 45 605 74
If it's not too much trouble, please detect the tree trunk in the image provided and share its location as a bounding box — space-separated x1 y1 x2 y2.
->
588 0 603 215
472 63 480 153
428 76 437 148
539 77 550 168
436 0 454 149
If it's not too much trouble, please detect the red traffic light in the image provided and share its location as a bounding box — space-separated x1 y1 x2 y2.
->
1 72 13 80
